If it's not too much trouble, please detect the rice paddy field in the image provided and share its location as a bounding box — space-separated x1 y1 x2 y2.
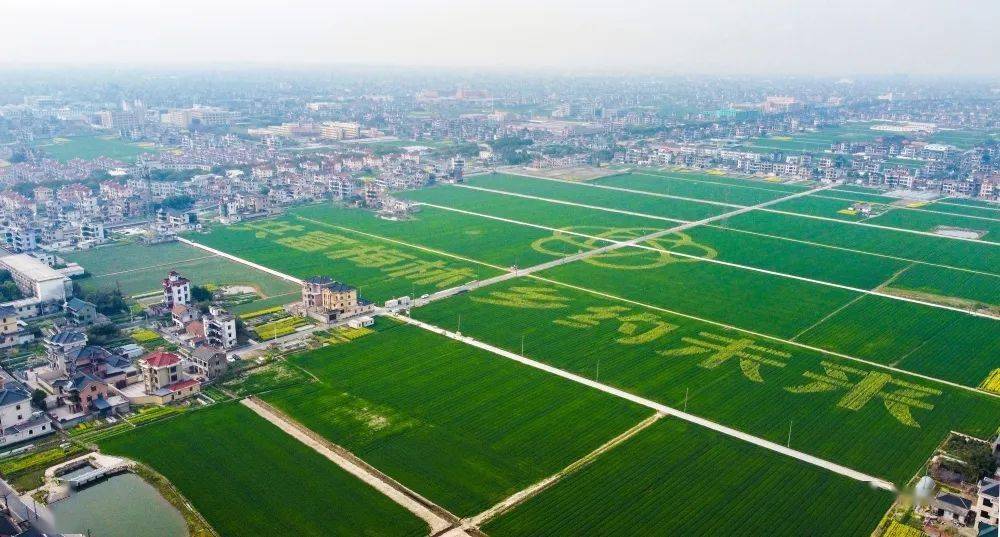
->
99 403 428 537
186 215 507 303
63 241 300 310
170 167 998 536
484 419 894 536
736 124 997 153
411 279 1000 486
261 321 650 516
32 135 159 163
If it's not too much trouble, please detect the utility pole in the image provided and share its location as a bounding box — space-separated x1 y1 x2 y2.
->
456 314 461 333
520 334 525 355
684 388 689 412
787 420 793 448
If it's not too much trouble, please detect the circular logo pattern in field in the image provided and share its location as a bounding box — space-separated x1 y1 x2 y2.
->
531 227 717 270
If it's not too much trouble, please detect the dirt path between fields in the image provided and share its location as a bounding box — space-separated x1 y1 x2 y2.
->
241 396 474 536
460 412 664 531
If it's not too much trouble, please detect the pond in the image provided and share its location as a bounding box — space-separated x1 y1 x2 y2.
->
49 473 188 537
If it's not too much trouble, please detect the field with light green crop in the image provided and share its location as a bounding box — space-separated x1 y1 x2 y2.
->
722 210 999 274
100 403 428 537
867 207 1000 240
64 241 299 306
793 295 1000 386
922 200 1000 219
593 171 792 205
485 419 894 536
262 321 649 515
412 279 1000 486
290 203 558 268
541 244 859 337
886 263 1000 310
33 135 158 163
461 173 727 221
399 183 683 230
627 167 809 193
186 215 505 303
135 166 1000 536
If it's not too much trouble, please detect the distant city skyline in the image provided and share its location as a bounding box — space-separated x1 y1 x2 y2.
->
2 0 999 76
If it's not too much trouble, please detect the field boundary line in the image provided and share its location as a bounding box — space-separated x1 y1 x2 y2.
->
525 274 1000 399
241 396 468 536
502 170 999 245
393 313 898 492
461 412 664 530
417 202 998 320
451 184 689 224
178 237 304 285
790 294 869 342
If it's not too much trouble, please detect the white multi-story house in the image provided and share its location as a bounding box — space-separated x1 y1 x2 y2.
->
162 271 191 308
202 306 237 349
976 475 999 530
0 378 53 446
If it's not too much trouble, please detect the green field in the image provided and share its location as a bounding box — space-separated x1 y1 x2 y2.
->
883 263 1000 312
290 203 558 268
723 210 1000 274
922 200 1000 219
401 175 992 299
485 419 894 536
541 244 859 337
399 183 683 231
461 173 727 222
594 171 792 205
630 167 809 194
794 295 1000 386
412 279 1000 486
187 215 505 304
867 207 1000 240
100 404 428 537
262 321 650 515
64 241 299 307
33 135 158 163
537 248 997 386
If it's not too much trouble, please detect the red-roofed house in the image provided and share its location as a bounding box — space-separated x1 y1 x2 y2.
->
136 350 200 405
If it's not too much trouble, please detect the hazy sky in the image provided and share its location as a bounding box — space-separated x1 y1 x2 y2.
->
2 0 998 75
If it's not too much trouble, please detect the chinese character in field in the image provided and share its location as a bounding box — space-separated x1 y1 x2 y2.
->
657 332 789 382
785 361 941 427
384 260 476 288
554 306 630 328
277 231 356 252
326 245 414 267
471 286 570 309
555 307 676 345
239 220 304 236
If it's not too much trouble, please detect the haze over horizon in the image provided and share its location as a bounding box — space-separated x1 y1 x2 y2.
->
3 0 999 76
